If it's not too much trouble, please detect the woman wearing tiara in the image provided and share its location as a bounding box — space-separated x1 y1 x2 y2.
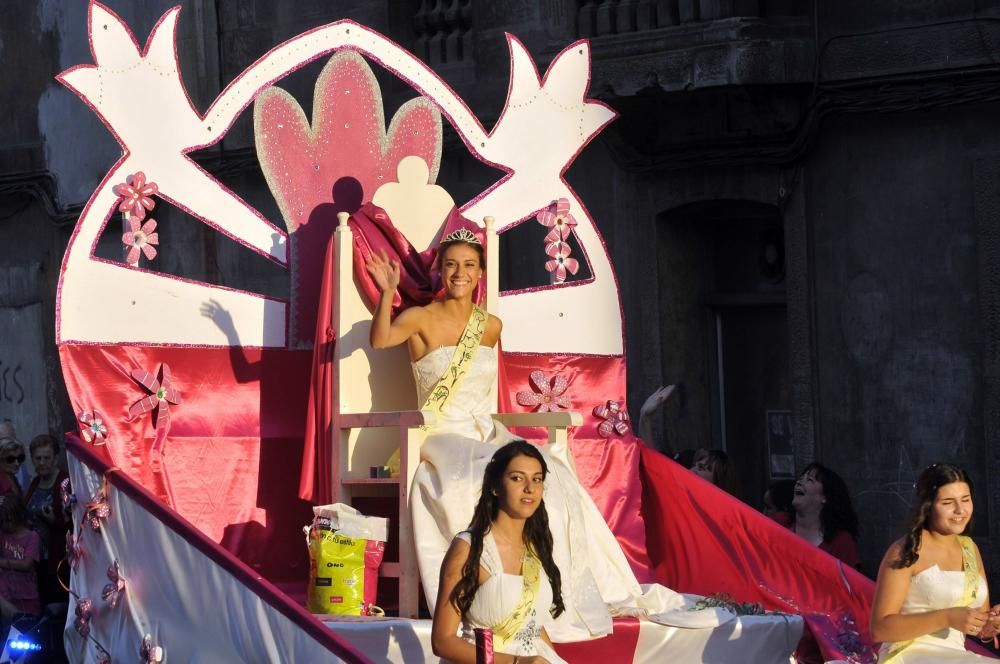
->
365 228 733 643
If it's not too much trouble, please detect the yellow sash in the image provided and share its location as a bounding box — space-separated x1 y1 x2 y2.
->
419 304 487 418
881 535 980 663
492 548 542 652
387 305 487 475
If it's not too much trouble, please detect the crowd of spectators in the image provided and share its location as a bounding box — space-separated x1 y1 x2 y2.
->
0 420 69 660
638 386 862 571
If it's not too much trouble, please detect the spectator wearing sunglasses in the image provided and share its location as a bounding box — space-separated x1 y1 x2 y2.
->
0 438 25 500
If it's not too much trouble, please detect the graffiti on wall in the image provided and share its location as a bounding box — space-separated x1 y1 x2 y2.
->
0 302 50 443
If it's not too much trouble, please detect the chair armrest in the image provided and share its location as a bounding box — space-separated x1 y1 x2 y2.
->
491 412 583 428
338 410 437 429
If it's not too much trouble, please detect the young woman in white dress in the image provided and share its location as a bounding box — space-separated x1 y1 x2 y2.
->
871 464 1000 662
366 233 733 644
430 440 566 663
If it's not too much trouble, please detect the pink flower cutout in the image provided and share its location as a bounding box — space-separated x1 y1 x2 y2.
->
66 531 82 569
141 634 164 663
545 240 580 283
84 486 111 532
112 171 158 221
102 559 126 608
594 400 630 439
129 363 182 462
74 598 93 638
516 370 572 412
122 216 159 265
61 477 74 506
78 410 108 445
536 198 577 241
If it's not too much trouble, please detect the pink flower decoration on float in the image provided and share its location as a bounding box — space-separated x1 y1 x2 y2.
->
74 598 93 638
78 410 108 445
102 559 126 608
536 198 577 241
112 171 158 221
594 400 630 439
129 363 182 462
66 531 82 569
84 486 111 532
140 634 164 663
545 241 580 283
61 477 76 511
516 370 572 412
122 216 159 265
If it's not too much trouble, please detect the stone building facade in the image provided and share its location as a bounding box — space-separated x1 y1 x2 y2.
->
4 0 1000 575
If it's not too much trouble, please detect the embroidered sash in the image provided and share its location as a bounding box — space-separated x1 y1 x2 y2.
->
387 305 487 475
419 304 487 421
492 548 542 652
881 535 980 663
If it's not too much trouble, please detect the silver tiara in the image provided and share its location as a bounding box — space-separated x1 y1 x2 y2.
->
441 228 482 246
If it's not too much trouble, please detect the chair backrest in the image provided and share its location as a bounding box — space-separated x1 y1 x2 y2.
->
332 156 499 480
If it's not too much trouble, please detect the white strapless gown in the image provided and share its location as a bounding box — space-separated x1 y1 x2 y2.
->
410 346 734 643
877 565 993 663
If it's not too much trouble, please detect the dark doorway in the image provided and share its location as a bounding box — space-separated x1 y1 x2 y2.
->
657 200 790 507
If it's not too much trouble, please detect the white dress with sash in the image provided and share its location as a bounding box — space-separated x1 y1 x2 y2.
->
877 564 993 663
454 531 568 662
410 345 734 644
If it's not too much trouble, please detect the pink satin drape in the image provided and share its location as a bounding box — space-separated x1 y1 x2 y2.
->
299 202 485 502
639 447 879 661
60 344 314 580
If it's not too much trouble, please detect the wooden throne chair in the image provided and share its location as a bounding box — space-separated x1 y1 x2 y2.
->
327 156 582 618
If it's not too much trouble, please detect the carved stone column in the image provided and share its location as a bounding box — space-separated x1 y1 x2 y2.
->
974 157 1000 573
783 168 817 467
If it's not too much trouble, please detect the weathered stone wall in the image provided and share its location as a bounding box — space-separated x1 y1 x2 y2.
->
806 107 997 572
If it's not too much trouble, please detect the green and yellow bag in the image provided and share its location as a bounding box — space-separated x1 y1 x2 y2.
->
305 503 387 615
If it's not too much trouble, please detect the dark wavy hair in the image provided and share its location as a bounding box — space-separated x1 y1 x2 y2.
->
437 237 484 270
449 440 564 619
766 479 796 515
892 463 973 569
794 463 859 541
0 492 28 533
693 448 740 497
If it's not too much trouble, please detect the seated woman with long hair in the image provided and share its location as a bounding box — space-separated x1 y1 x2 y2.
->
870 463 1000 662
432 441 565 664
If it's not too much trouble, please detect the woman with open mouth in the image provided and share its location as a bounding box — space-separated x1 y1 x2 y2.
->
770 462 861 569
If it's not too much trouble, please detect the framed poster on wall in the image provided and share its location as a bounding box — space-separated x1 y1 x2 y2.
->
766 409 794 479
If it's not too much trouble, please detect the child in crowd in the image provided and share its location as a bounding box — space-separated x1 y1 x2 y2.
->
0 493 41 617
